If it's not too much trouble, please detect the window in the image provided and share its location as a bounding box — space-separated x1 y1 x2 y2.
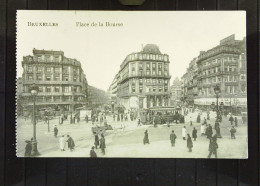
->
158 80 162 84
158 71 162 75
146 70 150 75
153 79 157 83
73 76 77 82
152 70 156 75
46 67 51 72
153 87 156 92
139 87 143 93
55 87 60 92
37 56 42 62
159 55 162 60
158 63 162 70
241 85 246 92
37 74 42 80
54 56 59 62
64 86 69 93
164 86 168 92
233 68 237 72
38 87 43 93
224 76 228 82
229 67 232 72
139 63 143 70
37 67 42 72
54 67 60 73
45 56 50 62
63 75 69 81
46 87 51 92
73 86 77 92
152 63 156 69
139 79 143 85
27 66 33 72
46 75 51 81
159 87 162 92
28 75 33 80
63 67 68 74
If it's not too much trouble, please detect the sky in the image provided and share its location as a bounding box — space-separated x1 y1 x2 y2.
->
17 11 246 91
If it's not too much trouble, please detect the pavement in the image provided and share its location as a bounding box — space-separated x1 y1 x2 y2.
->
16 111 248 158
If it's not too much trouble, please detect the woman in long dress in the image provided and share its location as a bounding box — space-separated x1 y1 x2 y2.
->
59 135 66 151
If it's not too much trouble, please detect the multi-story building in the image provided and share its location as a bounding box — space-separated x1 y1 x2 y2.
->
194 34 247 111
20 49 88 112
114 44 171 110
170 77 182 106
181 57 199 105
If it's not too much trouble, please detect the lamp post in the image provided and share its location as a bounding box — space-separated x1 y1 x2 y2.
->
214 85 221 121
30 84 40 156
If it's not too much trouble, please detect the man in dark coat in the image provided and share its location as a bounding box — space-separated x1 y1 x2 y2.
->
187 134 193 152
143 130 149 145
230 126 236 139
197 114 201 123
234 117 238 127
170 130 177 147
192 127 197 141
215 125 222 138
90 146 97 158
67 135 75 151
54 125 58 138
229 115 234 125
207 124 213 139
100 134 106 155
208 137 218 158
24 140 32 157
94 133 99 149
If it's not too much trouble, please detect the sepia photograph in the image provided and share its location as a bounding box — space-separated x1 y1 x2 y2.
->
16 11 247 158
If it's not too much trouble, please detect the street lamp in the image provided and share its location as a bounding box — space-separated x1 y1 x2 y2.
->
214 85 221 121
30 84 40 156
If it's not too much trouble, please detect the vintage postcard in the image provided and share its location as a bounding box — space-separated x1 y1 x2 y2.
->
16 11 247 158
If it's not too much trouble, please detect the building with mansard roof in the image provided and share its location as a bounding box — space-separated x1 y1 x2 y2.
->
113 44 171 110
20 49 88 113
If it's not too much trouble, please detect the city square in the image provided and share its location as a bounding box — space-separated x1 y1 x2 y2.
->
16 11 247 158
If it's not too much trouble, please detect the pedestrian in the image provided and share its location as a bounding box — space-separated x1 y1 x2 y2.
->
189 116 192 126
70 114 72 124
59 135 66 151
203 117 207 125
90 146 97 158
230 126 236 139
229 115 234 125
137 118 141 126
117 114 120 122
94 132 99 149
208 137 218 158
85 115 88 123
197 114 201 123
170 130 177 147
182 126 186 140
121 114 124 122
143 130 150 145
215 125 222 138
234 117 238 127
100 134 106 155
113 114 115 121
54 125 58 138
187 134 193 152
207 111 210 120
67 135 75 151
24 140 32 157
192 127 197 141
208 124 213 139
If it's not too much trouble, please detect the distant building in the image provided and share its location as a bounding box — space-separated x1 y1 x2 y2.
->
113 44 171 110
88 85 110 109
170 77 182 106
20 49 88 112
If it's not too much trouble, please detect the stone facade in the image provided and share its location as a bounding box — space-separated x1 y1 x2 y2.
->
20 49 88 112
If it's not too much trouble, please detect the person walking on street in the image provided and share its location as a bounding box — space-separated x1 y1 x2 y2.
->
208 136 218 158
54 125 58 138
24 140 32 157
67 135 75 151
94 132 99 149
100 134 106 155
207 124 213 139
234 117 238 127
170 130 177 147
197 114 201 123
137 118 141 127
182 126 187 140
229 115 234 125
59 135 66 151
192 127 197 141
90 146 97 158
230 126 236 139
143 130 150 145
187 134 193 152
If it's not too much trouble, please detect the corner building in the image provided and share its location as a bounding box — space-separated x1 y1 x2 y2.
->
116 44 171 110
21 49 88 112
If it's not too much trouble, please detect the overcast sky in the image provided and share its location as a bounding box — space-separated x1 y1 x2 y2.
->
17 11 246 91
